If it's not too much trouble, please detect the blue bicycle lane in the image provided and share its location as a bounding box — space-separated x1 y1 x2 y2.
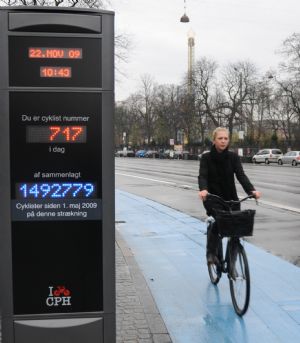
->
116 190 300 343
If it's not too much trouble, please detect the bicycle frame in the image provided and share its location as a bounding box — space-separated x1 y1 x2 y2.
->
207 219 239 274
217 236 241 275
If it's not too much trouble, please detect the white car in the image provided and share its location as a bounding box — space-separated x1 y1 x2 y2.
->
252 149 283 164
278 151 300 166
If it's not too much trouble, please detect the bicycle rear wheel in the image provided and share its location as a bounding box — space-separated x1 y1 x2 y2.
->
229 243 250 316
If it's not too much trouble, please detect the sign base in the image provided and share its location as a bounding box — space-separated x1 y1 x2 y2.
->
14 318 103 343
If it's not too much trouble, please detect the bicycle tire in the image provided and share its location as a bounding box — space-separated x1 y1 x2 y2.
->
208 261 221 284
207 240 223 285
229 243 250 316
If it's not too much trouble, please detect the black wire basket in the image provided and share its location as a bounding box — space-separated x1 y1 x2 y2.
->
215 209 256 237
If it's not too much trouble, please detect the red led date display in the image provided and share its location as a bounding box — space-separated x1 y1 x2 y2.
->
29 48 82 59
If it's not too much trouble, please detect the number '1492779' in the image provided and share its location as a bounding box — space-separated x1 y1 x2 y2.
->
17 183 96 199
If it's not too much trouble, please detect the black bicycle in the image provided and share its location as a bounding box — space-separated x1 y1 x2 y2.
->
206 193 256 316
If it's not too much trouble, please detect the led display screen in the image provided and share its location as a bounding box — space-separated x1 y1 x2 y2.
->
9 36 101 87
27 125 87 143
16 182 96 199
10 91 103 314
40 66 72 78
29 47 82 59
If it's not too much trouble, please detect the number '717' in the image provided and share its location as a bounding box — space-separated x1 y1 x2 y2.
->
50 126 83 142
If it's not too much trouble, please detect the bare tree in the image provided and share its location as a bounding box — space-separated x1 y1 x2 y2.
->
153 84 183 146
276 33 300 146
250 77 272 145
278 33 300 77
178 86 196 146
115 98 142 148
220 61 257 139
0 0 107 7
273 79 300 145
271 89 296 148
129 75 157 146
192 57 219 141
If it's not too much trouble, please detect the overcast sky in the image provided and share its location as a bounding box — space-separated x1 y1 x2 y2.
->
112 0 300 101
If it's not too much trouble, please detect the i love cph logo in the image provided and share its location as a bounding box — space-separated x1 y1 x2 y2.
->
46 285 72 307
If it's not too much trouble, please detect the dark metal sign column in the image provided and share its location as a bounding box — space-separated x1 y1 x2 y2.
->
0 7 115 343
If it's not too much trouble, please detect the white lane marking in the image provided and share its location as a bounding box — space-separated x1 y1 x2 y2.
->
255 200 300 214
116 172 176 186
237 194 300 214
181 185 192 189
117 172 300 214
117 172 192 190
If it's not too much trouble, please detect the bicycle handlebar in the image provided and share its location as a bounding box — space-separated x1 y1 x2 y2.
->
206 193 256 206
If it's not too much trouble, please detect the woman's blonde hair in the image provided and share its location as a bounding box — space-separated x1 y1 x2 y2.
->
212 127 229 141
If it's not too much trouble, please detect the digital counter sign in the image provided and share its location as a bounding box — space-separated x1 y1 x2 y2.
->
1 8 114 342
9 36 101 87
10 91 103 314
10 92 101 221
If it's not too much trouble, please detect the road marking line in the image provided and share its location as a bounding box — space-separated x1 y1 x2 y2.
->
237 194 300 214
116 172 176 186
117 173 300 214
180 185 192 189
256 200 300 214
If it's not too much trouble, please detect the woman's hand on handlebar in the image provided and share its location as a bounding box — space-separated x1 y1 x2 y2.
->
252 190 261 199
199 190 208 201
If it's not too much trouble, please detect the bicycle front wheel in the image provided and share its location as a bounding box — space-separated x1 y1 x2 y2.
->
208 240 223 285
229 243 250 316
208 261 221 285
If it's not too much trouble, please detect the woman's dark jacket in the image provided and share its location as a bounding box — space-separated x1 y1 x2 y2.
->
198 146 255 204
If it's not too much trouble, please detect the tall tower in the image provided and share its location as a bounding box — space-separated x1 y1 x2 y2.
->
187 29 195 93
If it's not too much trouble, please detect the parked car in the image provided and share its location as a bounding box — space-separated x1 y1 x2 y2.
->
277 151 300 166
173 150 189 159
135 149 146 158
126 150 135 157
115 149 135 157
145 150 159 158
161 149 174 159
115 150 124 157
252 149 283 164
187 153 198 160
173 150 197 160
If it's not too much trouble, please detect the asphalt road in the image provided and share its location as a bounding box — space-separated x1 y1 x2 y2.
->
115 157 300 267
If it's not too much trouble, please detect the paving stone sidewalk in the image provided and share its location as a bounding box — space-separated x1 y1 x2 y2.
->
116 229 172 343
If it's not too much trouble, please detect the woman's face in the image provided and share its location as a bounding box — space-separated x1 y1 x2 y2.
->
213 130 229 152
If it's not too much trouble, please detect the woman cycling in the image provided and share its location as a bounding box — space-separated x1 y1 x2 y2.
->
198 127 261 264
